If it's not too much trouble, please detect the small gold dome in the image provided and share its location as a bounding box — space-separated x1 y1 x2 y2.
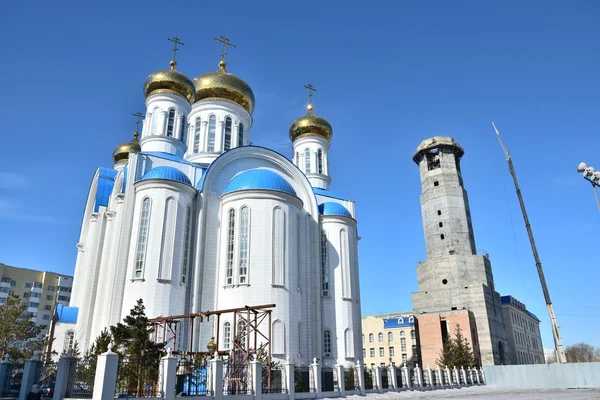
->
112 132 141 164
289 105 333 142
206 336 217 352
144 61 195 102
193 61 255 114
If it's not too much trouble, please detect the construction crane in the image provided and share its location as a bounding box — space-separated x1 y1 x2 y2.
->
492 122 566 363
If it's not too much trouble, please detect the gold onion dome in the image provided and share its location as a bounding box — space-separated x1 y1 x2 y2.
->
289 104 333 142
193 60 255 114
113 132 141 164
144 61 195 102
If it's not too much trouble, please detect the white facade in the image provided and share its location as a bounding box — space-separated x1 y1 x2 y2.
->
70 59 362 366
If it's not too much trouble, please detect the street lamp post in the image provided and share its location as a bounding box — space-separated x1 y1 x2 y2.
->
577 162 600 213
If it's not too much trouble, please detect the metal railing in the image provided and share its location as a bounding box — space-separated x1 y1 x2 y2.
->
321 366 334 392
262 365 285 394
115 358 160 398
65 359 95 399
223 359 249 395
294 366 310 393
176 355 211 396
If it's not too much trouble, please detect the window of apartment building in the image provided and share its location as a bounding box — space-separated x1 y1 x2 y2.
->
388 332 393 341
29 302 38 308
25 283 31 288
0 298 5 304
42 314 50 321
8 290 13 295
379 347 384 357
411 330 416 339
30 292 40 298
363 349 366 358
10 281 16 286
362 334 365 343
389 347 395 356
370 348 375 357
23 293 29 298
0 278 10 283
33 282 42 289
44 305 51 311
412 345 417 354
21 302 27 307
0 288 8 293
46 295 52 301
401 338 406 351
400 330 405 337
369 334 374 342
58 296 70 302
378 333 383 342
47 286 55 291
58 286 72 292
402 353 407 363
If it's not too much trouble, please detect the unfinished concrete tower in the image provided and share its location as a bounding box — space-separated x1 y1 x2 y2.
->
411 136 509 367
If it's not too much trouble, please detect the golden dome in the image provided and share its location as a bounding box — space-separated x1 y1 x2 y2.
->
112 132 141 164
144 61 195 102
206 336 217 352
193 61 255 114
289 105 333 142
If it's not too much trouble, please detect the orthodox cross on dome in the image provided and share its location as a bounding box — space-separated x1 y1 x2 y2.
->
132 111 144 137
304 83 317 112
167 36 185 68
213 35 236 62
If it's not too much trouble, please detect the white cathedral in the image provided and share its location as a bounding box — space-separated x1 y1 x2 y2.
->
69 47 362 365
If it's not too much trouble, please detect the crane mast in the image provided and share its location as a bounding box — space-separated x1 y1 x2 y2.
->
492 122 566 363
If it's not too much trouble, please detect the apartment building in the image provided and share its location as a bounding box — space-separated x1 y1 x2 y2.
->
500 295 545 364
362 312 419 368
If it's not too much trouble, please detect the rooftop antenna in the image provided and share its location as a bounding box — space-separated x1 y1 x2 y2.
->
492 121 566 363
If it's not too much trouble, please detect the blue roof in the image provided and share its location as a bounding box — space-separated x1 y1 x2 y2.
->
94 168 118 212
319 202 352 218
224 170 296 196
383 317 415 329
501 295 540 322
141 151 198 166
314 187 347 200
56 304 78 324
140 166 192 185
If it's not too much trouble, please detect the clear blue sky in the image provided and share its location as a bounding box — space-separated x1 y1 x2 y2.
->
1 1 598 350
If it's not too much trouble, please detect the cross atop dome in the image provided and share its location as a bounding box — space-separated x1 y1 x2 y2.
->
167 36 185 70
213 35 236 70
304 83 317 113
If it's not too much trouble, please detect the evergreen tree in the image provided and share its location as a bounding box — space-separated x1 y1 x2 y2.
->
436 324 475 369
82 329 111 362
110 299 164 395
0 295 43 358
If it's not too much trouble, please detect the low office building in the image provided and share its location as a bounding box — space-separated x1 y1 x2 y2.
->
0 263 73 332
362 312 419 367
500 295 545 364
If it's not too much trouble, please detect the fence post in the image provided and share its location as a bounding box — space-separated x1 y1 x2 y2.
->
334 364 344 395
388 365 397 389
445 367 451 386
355 361 365 395
402 363 410 389
426 366 433 388
52 354 76 400
460 366 467 385
250 359 262 400
474 367 480 385
19 352 42 400
0 355 13 396
452 366 459 386
283 358 294 400
310 358 321 395
160 349 177 400
372 366 382 392
479 367 485 384
210 357 223 400
414 364 422 388
91 344 119 400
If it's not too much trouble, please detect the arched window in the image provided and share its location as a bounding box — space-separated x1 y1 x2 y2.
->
180 114 186 142
304 149 311 172
323 330 332 356
388 332 393 342
159 197 176 280
272 207 285 286
224 117 232 151
239 206 249 284
238 123 244 146
320 230 329 297
151 108 161 135
272 320 285 354
182 206 192 284
411 329 416 339
317 149 323 174
207 115 216 152
223 322 231 349
378 332 383 342
226 209 235 285
237 320 247 349
64 330 74 352
369 333 374 343
400 331 405 337
409 316 414 323
340 229 351 298
134 198 151 278
166 108 176 137
193 117 201 153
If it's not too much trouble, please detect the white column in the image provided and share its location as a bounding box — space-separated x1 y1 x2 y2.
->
334 364 344 395
402 363 411 389
373 366 382 392
91 346 119 400
461 366 467 385
161 349 178 400
70 242 85 306
445 367 451 386
479 367 485 384
435 367 442 387
453 366 459 385
355 362 365 395
158 111 167 136
216 120 224 152
414 364 422 387
426 366 433 388
283 358 294 399
53 355 76 400
250 360 262 400
211 357 223 400
233 124 240 147
201 121 209 152
311 358 321 394
388 365 397 389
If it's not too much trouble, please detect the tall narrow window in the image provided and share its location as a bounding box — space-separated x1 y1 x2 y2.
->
207 115 216 152
401 337 407 351
305 149 311 172
323 330 332 356
64 331 75 352
369 333 374 342
388 332 393 342
273 320 285 354
411 330 416 339
317 149 323 174
151 108 160 135
135 198 151 278
224 117 232 151
340 229 351 298
193 117 201 153
180 114 186 142
159 197 176 280
166 108 175 137
272 207 285 286
320 230 329 296
378 333 383 342
238 123 244 146
237 320 247 349
226 209 235 285
345 329 354 358
295 152 299 166
223 322 231 349
239 207 249 283
182 205 192 284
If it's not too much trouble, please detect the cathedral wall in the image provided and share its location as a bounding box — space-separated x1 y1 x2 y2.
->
292 136 331 190
141 93 191 157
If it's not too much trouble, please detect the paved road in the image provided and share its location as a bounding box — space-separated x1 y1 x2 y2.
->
331 386 600 399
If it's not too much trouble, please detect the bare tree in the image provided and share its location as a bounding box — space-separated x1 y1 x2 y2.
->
565 343 600 363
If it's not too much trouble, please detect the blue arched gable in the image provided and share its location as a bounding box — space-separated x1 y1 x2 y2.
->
140 166 192 185
224 169 297 196
319 202 352 218
94 168 118 212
